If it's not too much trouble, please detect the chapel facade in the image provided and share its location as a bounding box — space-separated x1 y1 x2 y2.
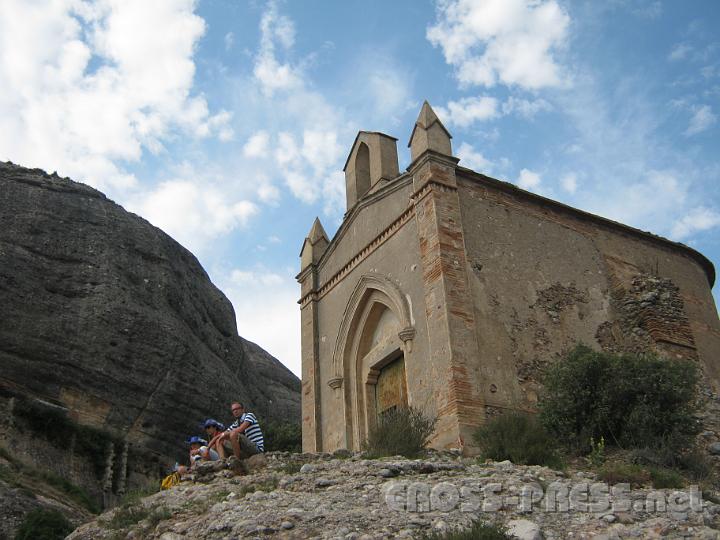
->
297 102 720 454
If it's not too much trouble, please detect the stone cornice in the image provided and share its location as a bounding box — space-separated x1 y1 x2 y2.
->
316 174 413 271
406 149 460 174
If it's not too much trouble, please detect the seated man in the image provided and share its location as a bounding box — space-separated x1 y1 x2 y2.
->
210 401 265 459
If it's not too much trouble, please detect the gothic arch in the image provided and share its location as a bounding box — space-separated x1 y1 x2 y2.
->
330 273 415 449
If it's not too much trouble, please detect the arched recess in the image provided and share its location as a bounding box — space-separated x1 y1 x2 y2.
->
329 273 415 450
354 142 371 198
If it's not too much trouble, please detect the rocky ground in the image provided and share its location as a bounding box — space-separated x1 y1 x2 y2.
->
67 451 720 540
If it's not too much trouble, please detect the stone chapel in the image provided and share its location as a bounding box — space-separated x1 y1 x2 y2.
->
297 101 720 454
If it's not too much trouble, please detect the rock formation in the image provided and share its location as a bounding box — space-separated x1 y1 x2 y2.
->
67 451 720 539
0 161 300 518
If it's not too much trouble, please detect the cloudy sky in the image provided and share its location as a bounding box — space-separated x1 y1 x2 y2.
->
1 0 718 377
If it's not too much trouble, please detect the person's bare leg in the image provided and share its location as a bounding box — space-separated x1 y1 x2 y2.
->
230 432 242 458
216 439 227 459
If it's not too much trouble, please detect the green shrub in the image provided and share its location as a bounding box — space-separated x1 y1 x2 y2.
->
107 505 149 529
15 508 73 540
36 471 99 514
364 406 436 459
277 461 302 475
675 450 713 482
539 345 699 454
597 462 651 487
649 467 685 489
421 520 510 540
473 412 564 469
0 444 98 513
146 506 172 528
630 443 711 481
119 485 160 507
263 421 302 453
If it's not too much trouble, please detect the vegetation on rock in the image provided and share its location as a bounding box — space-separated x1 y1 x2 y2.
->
421 520 510 539
15 508 73 540
263 421 302 453
364 406 437 458
539 344 700 455
473 412 564 469
0 444 98 514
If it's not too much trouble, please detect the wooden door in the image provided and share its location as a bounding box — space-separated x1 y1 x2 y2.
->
375 355 408 417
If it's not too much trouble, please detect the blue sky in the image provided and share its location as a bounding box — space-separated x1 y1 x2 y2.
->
1 0 718 377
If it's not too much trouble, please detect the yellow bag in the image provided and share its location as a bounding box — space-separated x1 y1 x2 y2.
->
161 472 180 490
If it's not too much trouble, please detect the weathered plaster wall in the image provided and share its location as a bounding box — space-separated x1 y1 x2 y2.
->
456 172 720 414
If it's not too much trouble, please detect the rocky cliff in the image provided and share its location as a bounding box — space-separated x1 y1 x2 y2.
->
0 162 300 510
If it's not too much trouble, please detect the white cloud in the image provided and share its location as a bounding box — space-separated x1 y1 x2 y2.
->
253 0 301 94
685 104 716 136
257 181 281 204
457 142 492 172
560 173 578 194
427 0 570 90
436 94 551 129
230 269 285 287
272 129 344 206
243 131 270 158
0 0 230 194
502 96 552 118
668 43 692 62
588 170 688 230
634 1 662 20
518 168 541 190
218 269 301 376
128 179 258 254
671 207 720 240
366 68 415 121
224 31 234 51
436 96 499 127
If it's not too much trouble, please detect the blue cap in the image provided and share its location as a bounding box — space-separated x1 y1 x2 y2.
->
187 436 207 445
202 419 225 430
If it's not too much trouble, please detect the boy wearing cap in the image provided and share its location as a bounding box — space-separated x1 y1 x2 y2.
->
176 436 219 475
188 436 219 466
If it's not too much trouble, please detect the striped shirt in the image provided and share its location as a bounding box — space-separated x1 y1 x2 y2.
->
228 412 265 452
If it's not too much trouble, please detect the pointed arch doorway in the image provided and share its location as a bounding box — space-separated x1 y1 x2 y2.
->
332 274 415 451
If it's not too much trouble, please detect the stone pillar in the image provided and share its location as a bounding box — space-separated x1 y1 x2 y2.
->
410 154 486 450
298 271 322 452
297 218 329 452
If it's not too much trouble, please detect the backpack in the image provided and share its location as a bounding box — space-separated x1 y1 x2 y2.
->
161 472 180 490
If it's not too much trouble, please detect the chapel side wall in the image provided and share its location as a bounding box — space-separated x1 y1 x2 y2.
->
456 174 720 414
314 220 435 452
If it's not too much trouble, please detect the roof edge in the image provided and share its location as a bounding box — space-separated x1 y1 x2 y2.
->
457 166 716 288
315 173 413 272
